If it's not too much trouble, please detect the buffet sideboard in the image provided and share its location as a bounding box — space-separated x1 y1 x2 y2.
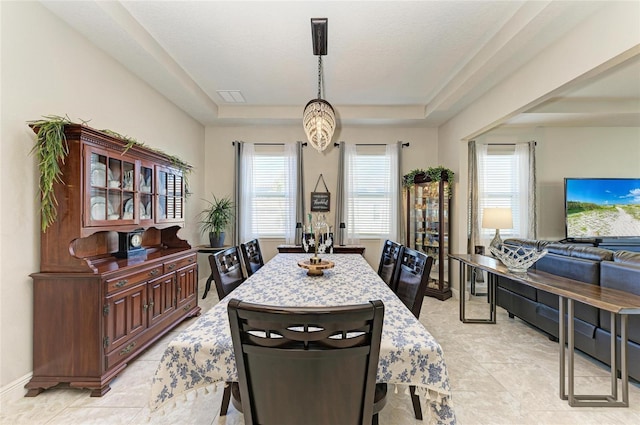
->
26 124 199 397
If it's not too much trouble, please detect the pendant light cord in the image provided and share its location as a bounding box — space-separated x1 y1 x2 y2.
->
317 56 323 100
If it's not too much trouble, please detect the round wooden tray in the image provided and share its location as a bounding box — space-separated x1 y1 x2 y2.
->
298 259 335 276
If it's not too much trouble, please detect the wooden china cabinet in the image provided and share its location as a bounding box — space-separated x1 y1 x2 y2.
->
26 124 200 397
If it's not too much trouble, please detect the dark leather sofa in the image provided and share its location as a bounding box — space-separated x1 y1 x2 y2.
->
495 238 640 381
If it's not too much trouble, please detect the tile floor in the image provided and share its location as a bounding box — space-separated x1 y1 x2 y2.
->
2 281 640 424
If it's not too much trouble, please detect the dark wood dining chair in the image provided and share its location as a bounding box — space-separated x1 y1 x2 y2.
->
240 238 264 277
208 246 246 300
377 239 404 290
391 246 434 420
227 298 387 425
208 246 247 417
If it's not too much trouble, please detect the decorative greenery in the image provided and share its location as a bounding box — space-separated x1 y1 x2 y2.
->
425 166 455 184
100 128 193 194
199 195 234 236
402 168 427 188
28 116 194 231
403 166 454 198
27 115 73 232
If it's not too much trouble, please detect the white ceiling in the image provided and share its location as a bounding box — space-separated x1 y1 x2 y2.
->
42 1 640 129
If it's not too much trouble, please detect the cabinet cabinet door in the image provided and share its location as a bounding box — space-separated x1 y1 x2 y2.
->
148 273 177 327
104 283 148 353
176 264 198 311
139 161 155 224
85 147 137 226
156 166 184 223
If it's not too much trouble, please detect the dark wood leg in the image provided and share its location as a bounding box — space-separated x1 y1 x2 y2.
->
372 413 379 425
202 274 213 299
220 382 231 416
410 385 423 420
508 312 515 319
89 385 111 397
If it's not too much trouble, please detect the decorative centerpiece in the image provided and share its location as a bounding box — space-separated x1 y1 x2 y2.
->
299 213 334 276
489 245 547 274
302 213 333 263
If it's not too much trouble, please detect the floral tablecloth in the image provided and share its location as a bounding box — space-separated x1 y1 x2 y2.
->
150 253 455 424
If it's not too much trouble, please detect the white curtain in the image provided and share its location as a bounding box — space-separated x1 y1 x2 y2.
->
474 141 536 248
344 143 360 244
515 143 532 238
239 142 298 244
240 143 256 243
284 142 298 244
476 143 490 248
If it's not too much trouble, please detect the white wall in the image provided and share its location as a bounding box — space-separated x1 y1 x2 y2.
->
203 125 438 267
0 2 204 388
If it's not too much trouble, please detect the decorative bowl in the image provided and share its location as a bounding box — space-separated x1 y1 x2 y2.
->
298 259 334 276
489 245 547 274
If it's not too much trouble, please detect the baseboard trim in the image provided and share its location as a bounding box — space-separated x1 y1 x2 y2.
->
1 372 31 401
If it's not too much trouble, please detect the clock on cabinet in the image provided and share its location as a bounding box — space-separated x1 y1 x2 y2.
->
114 229 146 259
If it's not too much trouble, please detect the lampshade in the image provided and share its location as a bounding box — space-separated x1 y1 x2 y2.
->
303 18 335 152
482 208 513 229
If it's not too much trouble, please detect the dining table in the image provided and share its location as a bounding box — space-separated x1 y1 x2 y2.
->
150 253 456 424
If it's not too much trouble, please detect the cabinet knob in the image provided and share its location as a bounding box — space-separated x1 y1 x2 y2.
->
115 279 128 288
149 269 160 277
168 264 176 270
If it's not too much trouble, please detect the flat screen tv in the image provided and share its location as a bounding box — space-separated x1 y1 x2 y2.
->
565 178 640 239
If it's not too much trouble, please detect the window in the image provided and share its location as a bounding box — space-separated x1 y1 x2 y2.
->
477 143 533 241
241 144 297 240
344 144 399 239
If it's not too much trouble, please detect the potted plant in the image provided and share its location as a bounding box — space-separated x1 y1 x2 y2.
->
199 195 234 247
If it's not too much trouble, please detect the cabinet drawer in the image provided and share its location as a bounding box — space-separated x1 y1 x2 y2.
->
164 254 196 273
105 265 163 294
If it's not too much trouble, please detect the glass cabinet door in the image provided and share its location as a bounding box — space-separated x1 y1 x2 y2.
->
139 163 154 223
85 149 136 226
407 177 452 300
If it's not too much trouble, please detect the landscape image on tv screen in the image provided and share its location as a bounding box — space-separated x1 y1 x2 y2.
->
566 178 640 238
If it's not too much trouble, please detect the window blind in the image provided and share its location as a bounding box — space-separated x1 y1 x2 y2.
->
251 153 294 237
347 148 391 236
479 146 522 239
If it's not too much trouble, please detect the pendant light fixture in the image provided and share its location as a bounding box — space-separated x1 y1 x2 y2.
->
303 18 336 152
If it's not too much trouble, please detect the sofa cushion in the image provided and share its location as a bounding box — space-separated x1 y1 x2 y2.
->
503 238 550 251
497 275 537 301
534 250 612 326
544 243 614 262
599 260 640 344
614 250 640 266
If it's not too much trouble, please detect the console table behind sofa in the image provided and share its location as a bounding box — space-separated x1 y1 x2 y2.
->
496 240 640 381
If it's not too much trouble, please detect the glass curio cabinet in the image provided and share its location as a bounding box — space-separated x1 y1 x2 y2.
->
406 171 452 300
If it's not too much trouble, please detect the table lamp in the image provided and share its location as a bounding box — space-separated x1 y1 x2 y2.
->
482 207 513 250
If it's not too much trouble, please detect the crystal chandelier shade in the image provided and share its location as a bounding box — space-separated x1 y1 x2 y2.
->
303 18 336 152
303 98 335 152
